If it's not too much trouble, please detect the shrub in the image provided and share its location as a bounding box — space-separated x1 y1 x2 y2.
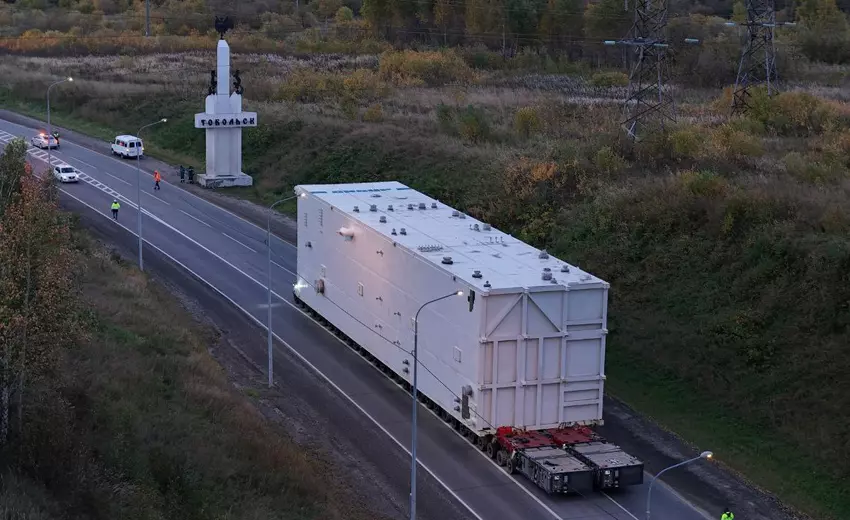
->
669 126 702 160
783 151 846 184
457 105 489 142
342 69 391 100
363 103 383 122
746 89 837 136
436 103 455 133
335 6 354 22
593 146 627 175
710 124 764 161
378 49 474 87
590 71 629 88
514 106 542 138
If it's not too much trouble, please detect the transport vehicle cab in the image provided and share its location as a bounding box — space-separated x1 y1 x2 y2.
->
111 135 144 159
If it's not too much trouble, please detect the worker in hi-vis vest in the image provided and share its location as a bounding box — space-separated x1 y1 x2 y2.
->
721 507 734 520
111 200 120 220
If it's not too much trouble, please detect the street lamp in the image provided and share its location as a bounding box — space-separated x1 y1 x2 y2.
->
410 290 463 520
646 451 713 520
46 77 72 169
266 192 305 388
135 118 167 271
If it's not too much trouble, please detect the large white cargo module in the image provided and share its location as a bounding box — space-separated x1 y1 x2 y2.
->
294 182 609 434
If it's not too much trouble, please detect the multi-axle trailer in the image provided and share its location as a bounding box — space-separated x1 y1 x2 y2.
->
292 181 645 495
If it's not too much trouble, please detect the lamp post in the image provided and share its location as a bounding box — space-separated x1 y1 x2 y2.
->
646 451 713 520
410 290 463 520
266 193 305 388
135 118 167 271
46 77 72 169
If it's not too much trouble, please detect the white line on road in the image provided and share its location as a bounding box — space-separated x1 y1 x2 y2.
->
180 209 211 227
68 157 97 170
271 259 296 276
56 189 486 520
603 493 640 520
222 232 258 253
143 191 171 205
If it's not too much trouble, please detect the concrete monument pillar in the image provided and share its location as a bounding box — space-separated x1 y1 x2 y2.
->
194 35 255 188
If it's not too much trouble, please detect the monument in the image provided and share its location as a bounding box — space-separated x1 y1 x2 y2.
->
193 16 255 188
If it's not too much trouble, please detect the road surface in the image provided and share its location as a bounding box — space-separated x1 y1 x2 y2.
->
0 117 714 520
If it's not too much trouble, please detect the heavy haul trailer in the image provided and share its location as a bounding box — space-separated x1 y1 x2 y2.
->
291 181 644 494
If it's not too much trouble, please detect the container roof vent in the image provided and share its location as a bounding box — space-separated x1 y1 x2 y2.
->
431 202 437 209
370 204 378 212
452 210 460 217
539 249 550 259
400 228 407 235
483 223 492 231
418 202 427 210
441 256 453 265
408 203 414 210
472 270 483 278
542 268 553 281
561 264 570 272
353 205 359 212
388 204 394 211
379 216 387 223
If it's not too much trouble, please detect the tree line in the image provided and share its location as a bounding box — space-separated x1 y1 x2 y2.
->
0 138 80 448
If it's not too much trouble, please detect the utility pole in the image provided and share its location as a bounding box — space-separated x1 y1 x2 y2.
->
145 0 151 37
608 0 675 140
730 2 794 114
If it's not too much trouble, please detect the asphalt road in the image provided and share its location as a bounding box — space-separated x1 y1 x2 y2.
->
0 117 714 520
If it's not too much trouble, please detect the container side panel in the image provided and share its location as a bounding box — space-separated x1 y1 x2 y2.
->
497 340 518 384
523 386 538 425
567 289 604 322
482 342 494 385
527 292 562 332
541 384 559 424
524 339 539 381
496 387 516 427
542 337 562 380
565 339 602 377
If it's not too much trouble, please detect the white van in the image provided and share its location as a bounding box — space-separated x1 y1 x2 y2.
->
111 135 144 159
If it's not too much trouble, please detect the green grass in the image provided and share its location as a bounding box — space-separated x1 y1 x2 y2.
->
1 230 379 520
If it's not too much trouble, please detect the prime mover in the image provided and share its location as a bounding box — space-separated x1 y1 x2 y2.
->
292 181 644 495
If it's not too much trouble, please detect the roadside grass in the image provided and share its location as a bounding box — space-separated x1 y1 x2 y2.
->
3 229 382 520
605 353 850 519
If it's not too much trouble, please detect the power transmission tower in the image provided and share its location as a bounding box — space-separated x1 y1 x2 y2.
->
730 3 794 114
616 0 675 139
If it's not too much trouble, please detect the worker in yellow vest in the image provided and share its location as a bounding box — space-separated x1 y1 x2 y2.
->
111 200 120 220
721 507 734 520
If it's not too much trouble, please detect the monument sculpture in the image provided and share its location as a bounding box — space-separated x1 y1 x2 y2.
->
193 16 255 188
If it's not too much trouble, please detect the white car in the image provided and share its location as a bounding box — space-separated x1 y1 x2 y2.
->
53 164 79 183
31 133 59 149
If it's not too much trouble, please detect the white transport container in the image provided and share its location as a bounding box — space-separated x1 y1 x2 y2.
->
294 181 609 434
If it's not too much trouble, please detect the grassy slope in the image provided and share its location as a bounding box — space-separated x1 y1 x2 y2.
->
3 83 850 519
0 228 379 520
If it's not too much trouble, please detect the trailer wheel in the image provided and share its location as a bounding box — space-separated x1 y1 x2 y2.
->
506 457 516 474
477 436 488 451
486 441 497 459
496 449 507 467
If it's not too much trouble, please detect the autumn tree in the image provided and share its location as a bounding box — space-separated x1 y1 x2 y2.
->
0 138 80 446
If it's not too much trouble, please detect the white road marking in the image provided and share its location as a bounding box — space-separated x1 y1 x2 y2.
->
180 209 211 227
143 191 171 205
55 188 486 520
603 493 640 520
271 259 295 275
68 157 97 170
222 232 258 253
